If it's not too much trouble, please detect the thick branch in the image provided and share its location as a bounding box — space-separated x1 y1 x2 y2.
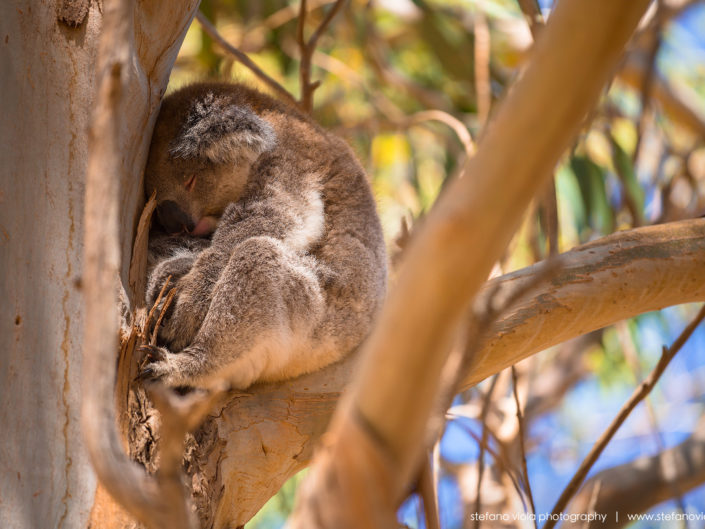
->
286 2 654 523
82 0 184 524
82 0 201 527
288 5 652 524
461 218 705 389
203 219 705 527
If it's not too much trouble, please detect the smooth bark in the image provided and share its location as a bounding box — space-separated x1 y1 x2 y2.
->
81 0 200 527
461 219 705 388
0 2 101 527
288 2 653 527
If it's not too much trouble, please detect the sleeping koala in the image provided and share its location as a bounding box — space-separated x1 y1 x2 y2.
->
140 82 387 389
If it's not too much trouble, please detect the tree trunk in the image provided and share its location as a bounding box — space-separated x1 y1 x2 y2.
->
0 2 101 527
4 2 703 528
0 1 197 527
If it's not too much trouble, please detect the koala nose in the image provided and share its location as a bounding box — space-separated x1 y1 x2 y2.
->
156 200 195 234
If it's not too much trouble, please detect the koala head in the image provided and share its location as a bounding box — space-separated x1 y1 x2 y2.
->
145 85 276 236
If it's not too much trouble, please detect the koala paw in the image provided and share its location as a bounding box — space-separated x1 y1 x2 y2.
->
137 344 205 388
136 344 172 383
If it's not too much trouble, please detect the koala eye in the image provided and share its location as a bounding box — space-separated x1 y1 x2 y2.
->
184 174 197 192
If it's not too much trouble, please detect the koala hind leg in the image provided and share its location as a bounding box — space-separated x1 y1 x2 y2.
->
144 236 327 389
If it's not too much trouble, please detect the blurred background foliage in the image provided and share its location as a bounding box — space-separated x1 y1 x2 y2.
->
167 0 705 527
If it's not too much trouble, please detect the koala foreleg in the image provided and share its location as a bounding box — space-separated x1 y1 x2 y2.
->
156 246 230 351
155 185 324 352
141 235 327 389
145 234 211 308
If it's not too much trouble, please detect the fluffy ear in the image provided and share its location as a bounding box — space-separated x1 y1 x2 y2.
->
169 92 276 164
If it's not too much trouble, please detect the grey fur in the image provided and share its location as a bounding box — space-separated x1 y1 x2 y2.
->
169 92 277 164
142 82 387 389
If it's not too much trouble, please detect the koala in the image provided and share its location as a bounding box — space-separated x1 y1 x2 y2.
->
140 82 387 390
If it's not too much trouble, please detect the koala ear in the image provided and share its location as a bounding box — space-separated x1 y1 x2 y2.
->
169 92 276 164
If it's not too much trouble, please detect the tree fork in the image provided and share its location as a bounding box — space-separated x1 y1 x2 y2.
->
289 1 652 526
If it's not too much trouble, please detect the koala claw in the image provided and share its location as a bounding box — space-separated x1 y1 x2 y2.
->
135 365 156 383
136 344 170 382
138 343 167 363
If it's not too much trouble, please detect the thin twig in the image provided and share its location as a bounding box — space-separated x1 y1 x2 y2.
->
544 303 705 529
539 179 560 256
581 480 602 529
195 12 297 105
150 287 176 346
297 0 346 112
473 8 491 129
615 321 688 527
144 275 172 338
609 134 644 227
362 6 450 111
632 42 662 166
449 412 527 507
418 454 441 529
296 0 307 57
517 0 557 257
265 0 336 31
473 375 500 529
128 191 157 308
511 366 538 529
632 0 664 166
516 0 544 39
308 0 344 47
457 258 562 527
408 111 476 158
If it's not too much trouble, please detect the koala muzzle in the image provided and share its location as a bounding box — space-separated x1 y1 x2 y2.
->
157 200 196 234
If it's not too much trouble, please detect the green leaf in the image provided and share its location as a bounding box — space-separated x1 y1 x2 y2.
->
570 156 614 235
610 135 645 225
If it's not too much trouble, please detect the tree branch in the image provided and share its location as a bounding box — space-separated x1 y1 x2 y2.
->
407 111 476 158
460 218 705 389
81 0 210 527
473 374 500 529
568 417 705 528
195 12 298 106
511 366 537 528
544 303 705 529
516 0 544 39
162 219 705 528
82 0 193 524
473 8 491 128
618 53 705 139
298 0 346 112
287 2 651 526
